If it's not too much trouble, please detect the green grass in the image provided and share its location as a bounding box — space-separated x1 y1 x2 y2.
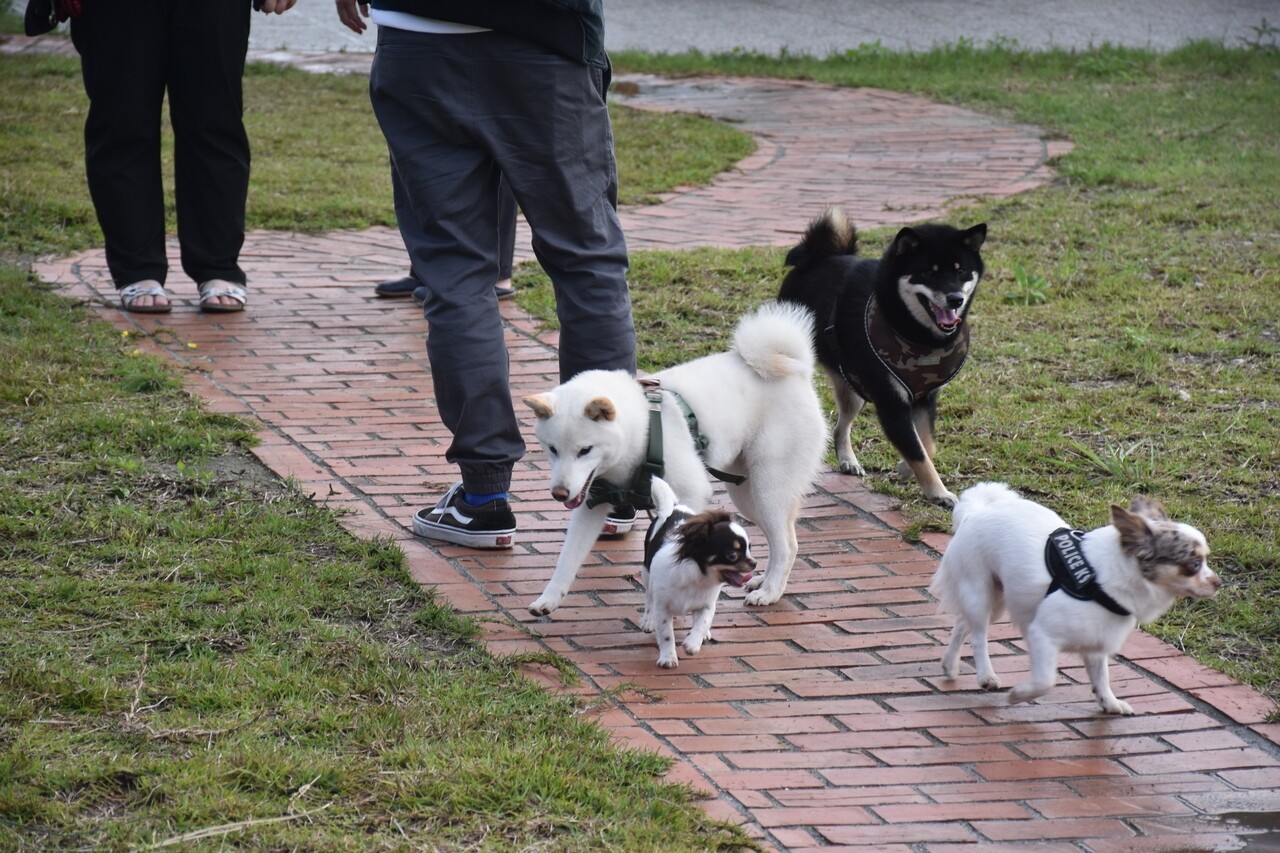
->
0 53 757 850
518 43 1280 704
0 272 754 850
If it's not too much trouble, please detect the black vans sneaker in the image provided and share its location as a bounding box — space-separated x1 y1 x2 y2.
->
601 504 636 537
413 483 516 549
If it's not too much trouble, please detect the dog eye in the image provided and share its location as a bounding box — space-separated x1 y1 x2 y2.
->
577 446 592 458
1179 560 1202 576
726 550 740 561
548 445 558 457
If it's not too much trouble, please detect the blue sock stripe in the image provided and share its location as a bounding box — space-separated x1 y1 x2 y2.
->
463 490 507 507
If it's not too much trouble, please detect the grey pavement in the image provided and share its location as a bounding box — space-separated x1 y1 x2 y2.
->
246 0 1280 55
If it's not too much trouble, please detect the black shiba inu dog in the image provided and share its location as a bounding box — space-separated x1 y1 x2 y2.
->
778 207 987 508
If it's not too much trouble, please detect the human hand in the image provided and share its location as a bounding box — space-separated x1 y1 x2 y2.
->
257 0 298 13
335 0 370 34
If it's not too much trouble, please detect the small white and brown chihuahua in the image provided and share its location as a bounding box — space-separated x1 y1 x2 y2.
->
930 482 1221 714
641 477 756 668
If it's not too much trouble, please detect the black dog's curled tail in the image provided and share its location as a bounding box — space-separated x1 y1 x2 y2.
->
785 206 858 268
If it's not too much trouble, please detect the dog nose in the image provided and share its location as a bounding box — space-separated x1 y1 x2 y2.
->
551 486 570 502
945 293 966 309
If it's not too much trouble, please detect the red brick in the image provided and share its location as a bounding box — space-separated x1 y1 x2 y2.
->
973 758 1130 782
1121 747 1279 775
874 801 1031 823
1026 794 1192 819
972 817 1136 842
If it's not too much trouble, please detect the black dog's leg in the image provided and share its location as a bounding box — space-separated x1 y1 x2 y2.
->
827 368 867 476
877 396 957 508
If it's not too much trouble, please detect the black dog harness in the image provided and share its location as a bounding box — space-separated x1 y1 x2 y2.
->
1044 527 1132 616
585 379 747 512
826 293 970 402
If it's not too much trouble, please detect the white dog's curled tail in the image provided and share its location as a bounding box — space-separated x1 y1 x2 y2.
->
952 481 1019 532
732 301 818 382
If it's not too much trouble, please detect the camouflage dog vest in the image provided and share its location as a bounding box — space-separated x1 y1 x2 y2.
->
862 293 970 402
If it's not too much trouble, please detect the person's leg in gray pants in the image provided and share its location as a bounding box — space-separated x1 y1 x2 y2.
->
370 26 635 503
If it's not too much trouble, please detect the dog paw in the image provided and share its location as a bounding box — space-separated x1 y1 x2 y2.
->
744 587 781 607
838 459 866 477
639 616 656 633
528 594 561 617
1007 683 1044 705
681 642 701 657
978 675 1003 691
656 654 679 669
1101 698 1135 716
928 490 959 510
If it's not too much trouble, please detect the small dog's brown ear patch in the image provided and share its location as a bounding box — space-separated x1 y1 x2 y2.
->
523 394 555 420
1129 495 1168 522
1111 503 1155 562
584 397 616 422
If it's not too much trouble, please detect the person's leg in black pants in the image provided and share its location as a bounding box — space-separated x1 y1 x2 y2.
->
72 0 170 292
72 0 252 309
170 2 252 290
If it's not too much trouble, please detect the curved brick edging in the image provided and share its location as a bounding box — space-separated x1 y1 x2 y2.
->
18 35 1280 851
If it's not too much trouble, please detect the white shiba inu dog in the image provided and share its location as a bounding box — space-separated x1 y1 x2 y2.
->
523 302 826 616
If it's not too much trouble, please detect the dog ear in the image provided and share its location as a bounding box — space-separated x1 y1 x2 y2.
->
963 223 987 251
523 394 555 420
1128 495 1169 522
584 397 616 422
1111 503 1156 564
891 227 920 256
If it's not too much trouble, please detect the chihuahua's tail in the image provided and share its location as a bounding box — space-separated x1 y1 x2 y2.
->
649 475 677 525
785 205 859 269
952 481 1020 533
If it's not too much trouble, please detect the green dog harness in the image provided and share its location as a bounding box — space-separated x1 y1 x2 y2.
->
585 379 746 511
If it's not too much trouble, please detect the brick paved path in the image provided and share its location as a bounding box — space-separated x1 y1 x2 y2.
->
27 42 1280 851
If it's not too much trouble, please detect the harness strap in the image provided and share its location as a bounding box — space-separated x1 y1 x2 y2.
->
586 387 664 511
1044 528 1132 617
584 379 747 511
665 387 747 485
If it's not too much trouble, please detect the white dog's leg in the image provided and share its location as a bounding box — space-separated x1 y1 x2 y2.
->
940 615 970 680
1084 652 1134 715
683 600 718 656
639 563 656 633
743 500 800 607
528 505 608 616
968 621 1002 691
1008 624 1059 705
655 612 679 668
830 374 866 476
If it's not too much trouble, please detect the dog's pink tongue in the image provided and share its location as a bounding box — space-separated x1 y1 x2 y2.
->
932 304 962 329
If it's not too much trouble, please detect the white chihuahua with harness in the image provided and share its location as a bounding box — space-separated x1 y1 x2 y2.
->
931 482 1221 714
